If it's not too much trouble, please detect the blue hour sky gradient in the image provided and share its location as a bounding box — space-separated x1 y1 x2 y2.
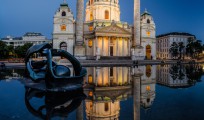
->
0 0 204 42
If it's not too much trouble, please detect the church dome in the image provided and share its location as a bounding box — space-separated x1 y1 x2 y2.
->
85 0 121 22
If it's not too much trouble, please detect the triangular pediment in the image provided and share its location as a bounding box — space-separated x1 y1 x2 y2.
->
95 24 132 37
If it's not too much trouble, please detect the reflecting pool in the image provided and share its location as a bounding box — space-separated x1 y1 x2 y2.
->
0 64 204 120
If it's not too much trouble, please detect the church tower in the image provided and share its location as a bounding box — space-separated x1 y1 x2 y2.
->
141 9 156 60
53 1 75 55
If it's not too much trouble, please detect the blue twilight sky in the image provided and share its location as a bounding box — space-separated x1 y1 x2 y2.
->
0 0 204 41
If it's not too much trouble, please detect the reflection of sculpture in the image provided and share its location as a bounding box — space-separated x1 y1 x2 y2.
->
25 87 86 120
0 62 6 70
24 43 87 87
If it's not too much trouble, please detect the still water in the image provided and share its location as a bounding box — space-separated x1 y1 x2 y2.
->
0 64 204 120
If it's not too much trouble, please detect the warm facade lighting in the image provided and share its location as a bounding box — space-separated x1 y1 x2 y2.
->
88 40 93 48
146 86 151 91
88 74 93 83
61 25 66 31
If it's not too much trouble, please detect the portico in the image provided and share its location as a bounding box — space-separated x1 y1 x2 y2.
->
85 24 132 57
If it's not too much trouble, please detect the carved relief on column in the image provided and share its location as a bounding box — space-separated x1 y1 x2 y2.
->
134 0 140 46
76 0 84 45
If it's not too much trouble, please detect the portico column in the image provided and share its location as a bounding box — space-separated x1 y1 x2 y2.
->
117 37 119 56
102 37 104 56
108 37 110 56
128 38 131 56
94 38 96 56
122 37 125 56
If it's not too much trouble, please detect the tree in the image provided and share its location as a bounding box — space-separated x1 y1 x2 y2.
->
0 41 7 59
14 43 33 58
194 40 203 58
178 42 185 59
169 42 178 59
186 38 203 59
186 38 194 58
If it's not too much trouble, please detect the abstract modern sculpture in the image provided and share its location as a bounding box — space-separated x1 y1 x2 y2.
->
25 43 87 88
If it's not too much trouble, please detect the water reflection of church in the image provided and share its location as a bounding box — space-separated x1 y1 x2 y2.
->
83 64 204 119
84 66 157 119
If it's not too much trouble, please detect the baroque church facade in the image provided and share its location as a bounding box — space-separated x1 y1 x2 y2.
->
53 0 156 60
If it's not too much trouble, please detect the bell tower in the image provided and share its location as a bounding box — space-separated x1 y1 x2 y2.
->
53 1 75 55
141 9 156 60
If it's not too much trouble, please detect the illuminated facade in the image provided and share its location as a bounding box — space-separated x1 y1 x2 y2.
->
156 32 195 59
52 2 75 54
141 10 156 60
53 0 156 60
84 0 132 59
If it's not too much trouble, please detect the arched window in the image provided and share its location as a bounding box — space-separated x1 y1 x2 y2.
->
105 10 109 19
62 11 66 16
104 103 109 111
60 42 67 51
90 0 93 4
90 12 93 21
147 19 150 24
146 65 151 77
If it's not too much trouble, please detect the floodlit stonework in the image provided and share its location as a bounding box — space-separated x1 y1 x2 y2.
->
52 2 75 55
53 0 156 60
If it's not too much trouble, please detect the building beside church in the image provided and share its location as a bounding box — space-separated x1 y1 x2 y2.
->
52 0 156 60
156 32 195 59
1 32 50 48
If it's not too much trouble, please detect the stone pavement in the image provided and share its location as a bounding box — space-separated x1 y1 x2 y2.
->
1 59 202 68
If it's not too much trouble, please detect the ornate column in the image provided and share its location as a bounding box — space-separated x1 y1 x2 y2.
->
132 0 144 60
76 0 84 45
131 66 143 120
134 0 140 46
74 0 86 59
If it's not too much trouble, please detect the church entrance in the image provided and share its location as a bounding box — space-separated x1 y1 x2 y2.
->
60 42 67 51
146 45 152 60
110 46 113 56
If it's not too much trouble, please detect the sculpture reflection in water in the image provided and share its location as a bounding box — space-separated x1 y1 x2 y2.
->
24 43 87 88
25 87 86 120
